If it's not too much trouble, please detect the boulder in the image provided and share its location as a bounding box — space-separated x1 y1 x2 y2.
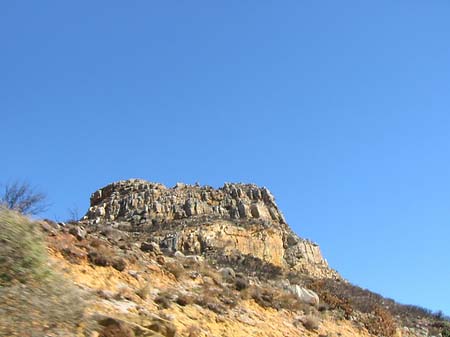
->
69 226 86 241
219 267 236 281
140 241 161 254
288 285 319 306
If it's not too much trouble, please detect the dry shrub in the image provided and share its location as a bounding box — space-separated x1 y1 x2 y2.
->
88 245 126 272
304 275 442 329
308 279 353 318
302 315 320 331
176 293 195 306
155 290 176 309
363 306 397 337
112 257 127 271
199 263 222 285
89 237 104 248
148 316 177 337
186 325 202 337
164 260 186 280
136 283 151 300
194 285 228 314
114 286 136 301
235 275 249 291
99 318 135 337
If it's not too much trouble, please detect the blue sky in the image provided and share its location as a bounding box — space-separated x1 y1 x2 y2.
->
1 1 449 314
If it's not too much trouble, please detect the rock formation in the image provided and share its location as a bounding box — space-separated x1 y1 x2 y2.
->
82 179 338 279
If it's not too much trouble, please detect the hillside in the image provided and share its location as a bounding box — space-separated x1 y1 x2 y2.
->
1 179 449 337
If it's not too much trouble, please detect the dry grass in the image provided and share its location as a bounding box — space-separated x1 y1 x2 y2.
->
136 283 151 300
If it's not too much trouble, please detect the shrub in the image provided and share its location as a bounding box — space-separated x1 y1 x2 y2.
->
88 245 127 271
155 291 175 309
194 285 229 314
176 293 194 306
148 316 177 337
302 315 320 331
443 328 450 337
136 283 151 300
363 306 397 337
235 275 249 291
164 261 186 280
0 209 50 283
98 318 135 337
307 279 353 318
0 209 87 336
186 325 202 337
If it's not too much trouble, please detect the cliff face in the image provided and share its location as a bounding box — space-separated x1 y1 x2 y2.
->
83 179 338 279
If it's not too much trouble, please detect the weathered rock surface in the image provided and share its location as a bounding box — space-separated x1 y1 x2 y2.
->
84 179 285 224
287 285 320 306
82 179 338 279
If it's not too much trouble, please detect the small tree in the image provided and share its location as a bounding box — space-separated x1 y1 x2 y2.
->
443 326 450 337
0 181 49 215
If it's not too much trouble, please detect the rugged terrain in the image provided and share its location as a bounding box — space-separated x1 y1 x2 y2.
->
1 179 449 337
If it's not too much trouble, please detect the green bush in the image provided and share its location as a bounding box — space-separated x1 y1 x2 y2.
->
0 209 50 283
0 209 88 336
443 327 450 337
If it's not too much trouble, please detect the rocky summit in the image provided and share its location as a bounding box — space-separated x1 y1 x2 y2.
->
82 179 338 279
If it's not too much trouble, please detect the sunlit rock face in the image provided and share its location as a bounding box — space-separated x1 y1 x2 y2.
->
83 179 338 279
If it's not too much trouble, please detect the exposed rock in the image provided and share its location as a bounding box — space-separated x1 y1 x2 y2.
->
219 267 236 281
83 179 285 224
81 179 339 279
140 241 161 254
287 285 320 306
69 226 86 241
173 251 185 259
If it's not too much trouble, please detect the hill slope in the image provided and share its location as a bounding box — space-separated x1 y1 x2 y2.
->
1 179 448 337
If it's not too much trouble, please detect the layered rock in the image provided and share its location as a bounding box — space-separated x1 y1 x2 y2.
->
84 179 285 225
83 179 338 279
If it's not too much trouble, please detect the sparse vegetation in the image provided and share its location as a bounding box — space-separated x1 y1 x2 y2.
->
0 180 49 215
244 285 312 313
164 260 186 280
88 244 127 271
0 209 50 283
362 306 396 337
136 283 151 300
155 290 175 309
148 316 177 337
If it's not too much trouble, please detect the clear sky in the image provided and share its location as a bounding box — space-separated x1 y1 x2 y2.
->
1 1 449 314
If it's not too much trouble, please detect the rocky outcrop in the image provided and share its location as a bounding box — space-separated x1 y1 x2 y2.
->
84 179 285 225
82 179 339 279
